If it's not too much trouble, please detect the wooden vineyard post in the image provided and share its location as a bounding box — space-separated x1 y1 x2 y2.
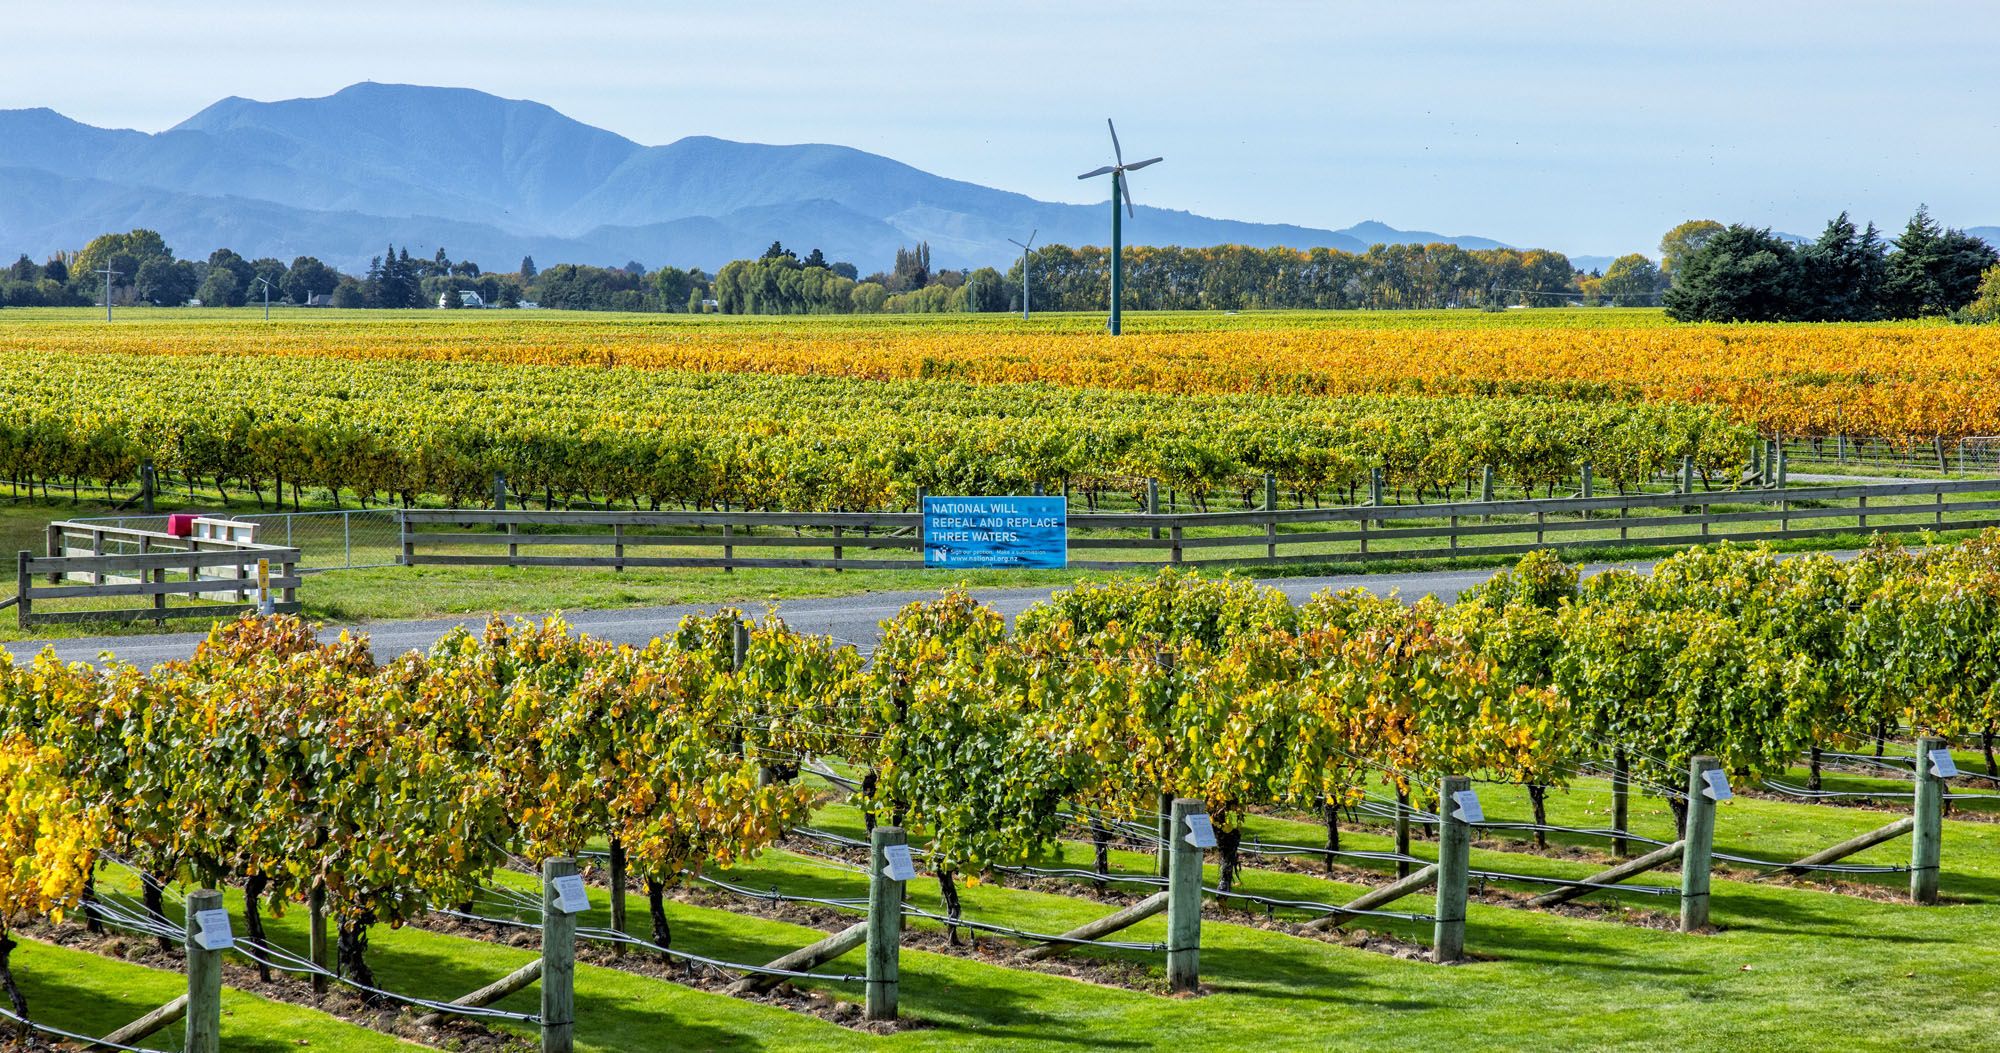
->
1369 467 1385 507
1156 650 1176 877
1680 756 1721 931
866 826 907 1021
1434 776 1471 963
184 889 224 1053
1264 472 1278 559
308 882 329 996
608 839 628 948
542 858 579 1053
1912 736 1946 904
14 551 28 629
1167 798 1205 994
1480 466 1494 504
1147 478 1161 540
1611 751 1630 858
1579 460 1593 520
1394 789 1413 879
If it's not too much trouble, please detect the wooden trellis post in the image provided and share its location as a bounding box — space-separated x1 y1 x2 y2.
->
1680 756 1722 931
1166 798 1207 994
1912 736 1947 904
1434 776 1472 963
866 826 907 1021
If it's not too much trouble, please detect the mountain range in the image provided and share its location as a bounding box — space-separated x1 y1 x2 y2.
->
0 83 1990 277
0 83 1538 275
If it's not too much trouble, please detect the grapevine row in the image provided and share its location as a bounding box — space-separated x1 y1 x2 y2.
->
1 532 1992 1013
0 349 1748 510
7 309 1999 439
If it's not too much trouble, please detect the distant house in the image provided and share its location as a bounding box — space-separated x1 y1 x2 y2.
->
305 293 336 307
438 290 486 309
516 300 540 310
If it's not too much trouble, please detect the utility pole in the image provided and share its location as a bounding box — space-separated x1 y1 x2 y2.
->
97 265 121 322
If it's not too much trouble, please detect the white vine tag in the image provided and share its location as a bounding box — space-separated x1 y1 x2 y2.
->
881 844 917 881
195 909 235 951
552 874 591 914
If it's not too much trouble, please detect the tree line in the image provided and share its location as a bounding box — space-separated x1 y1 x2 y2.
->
7 213 1996 321
1662 209 1999 322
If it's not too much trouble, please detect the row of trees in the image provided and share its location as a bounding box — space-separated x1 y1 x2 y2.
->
12 217 1995 319
1 233 718 313
1663 209 1999 322
707 241 1589 315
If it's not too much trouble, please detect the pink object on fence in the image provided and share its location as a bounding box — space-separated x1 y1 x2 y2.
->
167 514 199 537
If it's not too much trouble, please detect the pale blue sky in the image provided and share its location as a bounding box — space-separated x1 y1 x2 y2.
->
5 1 1994 257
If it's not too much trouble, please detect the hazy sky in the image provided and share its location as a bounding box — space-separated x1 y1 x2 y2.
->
6 1 1995 256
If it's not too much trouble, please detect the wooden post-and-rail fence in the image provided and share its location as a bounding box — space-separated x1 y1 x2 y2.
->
10 519 299 629
395 477 2000 576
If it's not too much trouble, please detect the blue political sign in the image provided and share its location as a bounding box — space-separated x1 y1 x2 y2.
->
923 496 1067 569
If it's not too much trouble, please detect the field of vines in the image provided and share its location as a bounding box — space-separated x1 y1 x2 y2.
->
0 345 1750 513
4 307 1998 518
7 307 2000 440
5 538 2000 1047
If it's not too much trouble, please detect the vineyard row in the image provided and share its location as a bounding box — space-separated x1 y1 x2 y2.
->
0 349 1749 512
2 534 1995 1006
10 312 2000 440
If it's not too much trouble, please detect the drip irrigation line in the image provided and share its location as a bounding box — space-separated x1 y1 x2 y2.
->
1464 820 1674 847
1468 869 1679 897
0 1005 160 1053
897 902 1165 952
1818 750 1917 771
693 860 1164 953
1763 775 1916 800
433 906 867 984
229 935 542 1024
694 872 869 912
1235 839 1430 867
1206 886 1435 923
1711 851 1905 874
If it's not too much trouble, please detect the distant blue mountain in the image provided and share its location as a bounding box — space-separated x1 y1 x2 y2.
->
31 82 1961 276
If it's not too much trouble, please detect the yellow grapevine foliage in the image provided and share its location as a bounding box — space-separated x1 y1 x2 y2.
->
0 734 101 932
0 347 1750 509
4 537 2000 983
4 311 1998 443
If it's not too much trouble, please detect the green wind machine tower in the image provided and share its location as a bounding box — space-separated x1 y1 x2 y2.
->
1076 119 1162 335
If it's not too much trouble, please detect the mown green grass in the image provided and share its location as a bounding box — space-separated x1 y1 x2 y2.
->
44 771 2000 1051
12 937 419 1051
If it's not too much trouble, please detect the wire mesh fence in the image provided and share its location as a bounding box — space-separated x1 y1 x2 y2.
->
66 509 402 572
